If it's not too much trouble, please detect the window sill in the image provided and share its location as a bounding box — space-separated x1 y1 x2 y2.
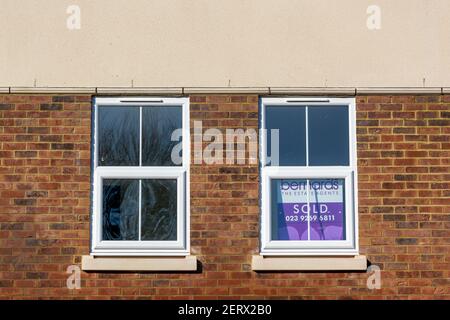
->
251 255 367 271
81 255 197 272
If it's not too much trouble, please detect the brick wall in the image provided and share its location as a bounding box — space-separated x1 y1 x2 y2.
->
0 95 91 297
0 94 448 299
355 95 449 298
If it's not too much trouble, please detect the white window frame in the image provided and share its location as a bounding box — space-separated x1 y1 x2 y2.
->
91 97 190 256
260 97 358 256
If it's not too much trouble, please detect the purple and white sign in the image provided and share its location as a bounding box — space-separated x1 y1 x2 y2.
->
272 179 345 241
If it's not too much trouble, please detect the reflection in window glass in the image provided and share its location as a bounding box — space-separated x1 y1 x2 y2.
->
102 179 139 240
98 106 139 166
266 106 306 166
308 106 349 166
141 179 177 240
142 107 182 166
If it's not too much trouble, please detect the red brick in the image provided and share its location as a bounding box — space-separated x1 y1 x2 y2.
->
0 94 448 300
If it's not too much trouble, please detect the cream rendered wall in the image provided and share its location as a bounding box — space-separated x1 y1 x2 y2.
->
0 0 449 89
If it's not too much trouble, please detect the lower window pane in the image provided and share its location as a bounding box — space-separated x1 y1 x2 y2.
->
271 178 345 241
271 179 308 240
141 179 177 240
309 179 345 240
102 179 139 240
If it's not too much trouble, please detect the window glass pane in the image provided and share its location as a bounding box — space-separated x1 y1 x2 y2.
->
271 178 346 241
98 106 139 166
271 179 308 240
142 106 182 166
141 179 177 240
102 179 139 240
266 106 306 166
308 106 349 166
309 179 345 240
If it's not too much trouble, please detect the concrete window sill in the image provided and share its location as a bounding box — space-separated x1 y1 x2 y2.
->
252 255 367 271
81 255 197 272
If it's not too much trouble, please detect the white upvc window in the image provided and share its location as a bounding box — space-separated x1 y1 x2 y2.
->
260 97 358 255
91 97 189 256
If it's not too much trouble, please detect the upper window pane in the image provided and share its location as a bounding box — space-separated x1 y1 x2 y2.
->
98 106 139 166
142 106 182 166
266 106 306 166
308 106 349 166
